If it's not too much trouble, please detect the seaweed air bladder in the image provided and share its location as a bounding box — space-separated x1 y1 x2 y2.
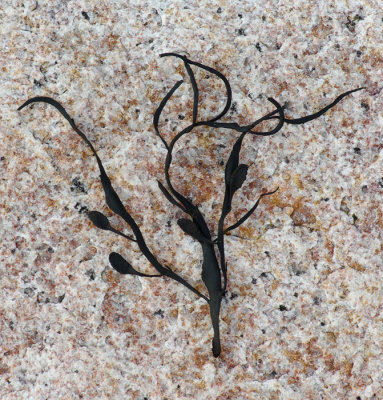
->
18 53 364 357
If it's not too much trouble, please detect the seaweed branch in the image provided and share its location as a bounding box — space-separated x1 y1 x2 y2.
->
18 97 209 303
18 53 363 358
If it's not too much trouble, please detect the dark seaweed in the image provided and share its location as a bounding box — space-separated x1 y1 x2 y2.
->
18 53 363 357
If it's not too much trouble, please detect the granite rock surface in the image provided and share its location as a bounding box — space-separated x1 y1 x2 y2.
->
1 1 382 399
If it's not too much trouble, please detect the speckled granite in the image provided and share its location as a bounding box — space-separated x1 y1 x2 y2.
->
1 1 382 399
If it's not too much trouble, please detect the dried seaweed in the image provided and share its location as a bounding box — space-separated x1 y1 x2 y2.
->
18 53 363 357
